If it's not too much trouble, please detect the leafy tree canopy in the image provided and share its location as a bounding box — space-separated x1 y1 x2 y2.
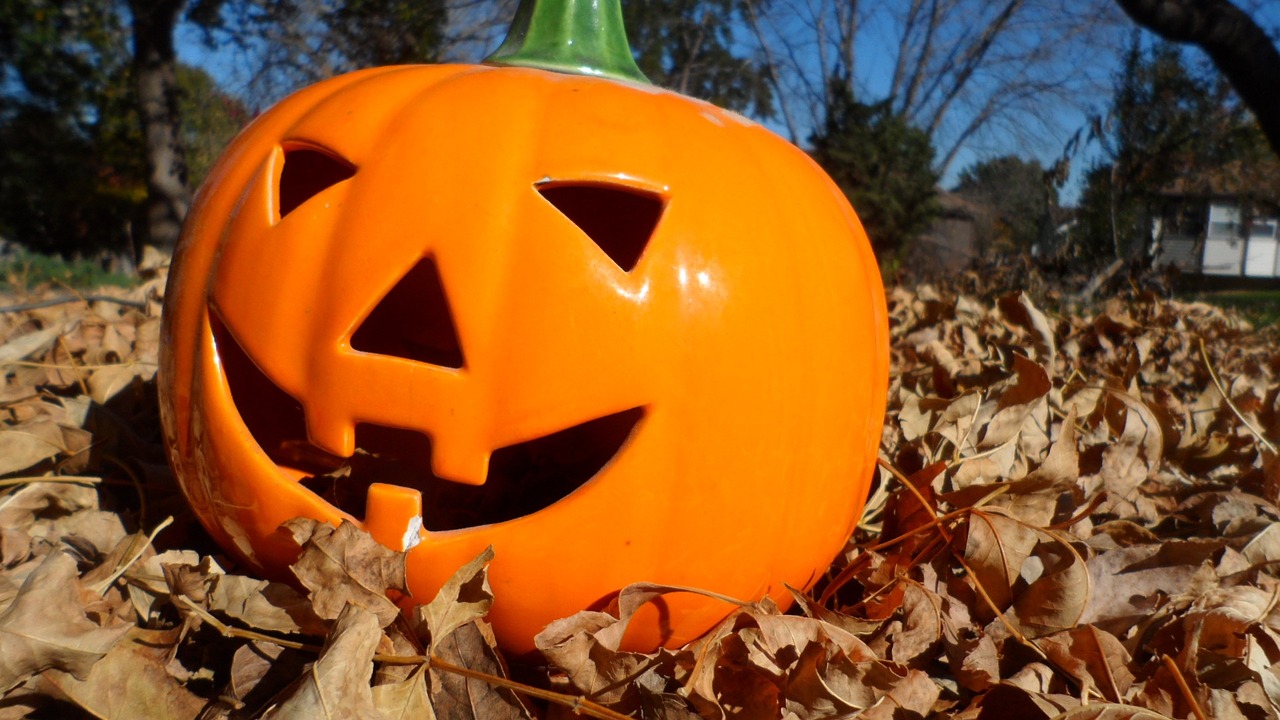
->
811 82 939 264
953 155 1057 256
624 0 772 116
317 0 448 67
0 0 246 255
1075 36 1269 265
0 0 138 254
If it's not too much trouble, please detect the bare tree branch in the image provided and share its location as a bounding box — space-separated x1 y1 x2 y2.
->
922 0 1024 136
743 0 801 143
1113 0 1280 155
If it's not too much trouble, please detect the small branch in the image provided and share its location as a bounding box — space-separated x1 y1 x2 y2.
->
1199 338 1277 454
0 295 148 314
0 475 102 488
1161 654 1208 720
172 595 323 652
90 516 174 595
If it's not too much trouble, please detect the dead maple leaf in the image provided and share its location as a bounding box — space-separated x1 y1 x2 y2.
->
413 546 494 645
35 627 205 718
285 518 408 628
260 603 387 720
1038 626 1135 702
429 621 532 720
0 551 131 693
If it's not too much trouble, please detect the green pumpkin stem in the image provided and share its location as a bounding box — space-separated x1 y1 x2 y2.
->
485 0 649 84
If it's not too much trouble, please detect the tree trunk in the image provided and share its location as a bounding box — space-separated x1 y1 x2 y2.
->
130 0 189 254
1114 0 1280 157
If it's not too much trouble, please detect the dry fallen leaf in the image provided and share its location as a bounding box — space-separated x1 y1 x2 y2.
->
286 518 409 628
0 552 131 693
261 603 387 720
4 263 1280 719
414 546 494 644
1047 704 1176 719
35 627 206 718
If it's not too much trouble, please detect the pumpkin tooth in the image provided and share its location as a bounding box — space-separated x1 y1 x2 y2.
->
363 483 424 551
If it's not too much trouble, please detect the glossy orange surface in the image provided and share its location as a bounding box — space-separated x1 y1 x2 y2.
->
158 63 889 655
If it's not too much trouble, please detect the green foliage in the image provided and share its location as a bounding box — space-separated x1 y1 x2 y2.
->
624 0 772 115
0 0 249 256
0 0 140 255
953 155 1057 256
0 249 136 291
178 65 251 190
1181 289 1280 328
810 83 939 263
1075 36 1270 266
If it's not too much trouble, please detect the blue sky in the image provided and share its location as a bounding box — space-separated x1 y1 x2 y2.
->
174 2 1280 207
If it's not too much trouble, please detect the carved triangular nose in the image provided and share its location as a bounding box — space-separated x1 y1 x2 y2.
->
350 256 464 369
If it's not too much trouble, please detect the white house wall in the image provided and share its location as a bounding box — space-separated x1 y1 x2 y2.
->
1200 202 1280 277
1245 223 1278 276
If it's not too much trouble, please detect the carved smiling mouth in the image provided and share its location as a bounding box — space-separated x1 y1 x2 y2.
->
212 310 646 532
294 407 646 531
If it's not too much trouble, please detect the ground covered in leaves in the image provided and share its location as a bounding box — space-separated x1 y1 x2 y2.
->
1 257 1279 719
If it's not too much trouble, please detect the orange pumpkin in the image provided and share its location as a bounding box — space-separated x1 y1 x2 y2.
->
158 0 888 655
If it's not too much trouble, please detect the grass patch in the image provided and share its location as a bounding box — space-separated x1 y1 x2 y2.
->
1181 289 1280 327
0 250 136 292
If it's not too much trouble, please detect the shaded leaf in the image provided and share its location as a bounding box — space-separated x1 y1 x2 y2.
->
415 546 493 645
36 627 205 718
0 552 130 693
261 603 387 720
286 518 407 627
430 621 530 720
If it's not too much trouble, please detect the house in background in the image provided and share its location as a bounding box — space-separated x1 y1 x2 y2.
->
910 193 984 275
1154 161 1280 279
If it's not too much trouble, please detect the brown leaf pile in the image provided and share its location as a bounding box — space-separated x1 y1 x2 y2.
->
1 260 1279 719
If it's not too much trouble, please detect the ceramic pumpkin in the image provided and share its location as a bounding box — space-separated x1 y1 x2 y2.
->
158 0 889 655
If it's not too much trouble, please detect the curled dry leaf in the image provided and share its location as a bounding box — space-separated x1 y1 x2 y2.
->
414 546 494 644
0 552 130 693
0 421 65 477
209 573 330 637
261 603 387 720
286 518 408 628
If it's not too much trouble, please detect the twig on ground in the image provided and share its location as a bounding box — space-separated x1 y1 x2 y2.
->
0 294 148 314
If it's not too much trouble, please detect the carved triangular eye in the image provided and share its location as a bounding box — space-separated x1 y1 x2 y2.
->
278 145 356 219
538 183 664 271
351 257 464 369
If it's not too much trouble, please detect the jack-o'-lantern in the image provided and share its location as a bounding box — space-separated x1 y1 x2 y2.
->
158 0 889 655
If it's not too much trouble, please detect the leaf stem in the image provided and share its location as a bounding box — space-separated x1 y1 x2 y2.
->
0 475 102 488
90 516 174 595
1199 337 1277 454
174 596 640 720
1161 654 1207 720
